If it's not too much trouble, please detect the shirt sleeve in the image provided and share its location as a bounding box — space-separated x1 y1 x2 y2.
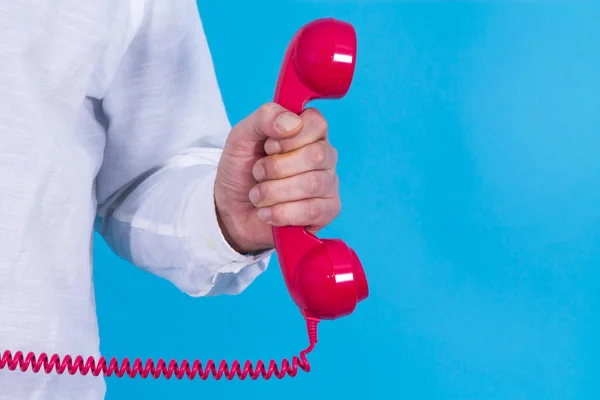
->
93 0 272 297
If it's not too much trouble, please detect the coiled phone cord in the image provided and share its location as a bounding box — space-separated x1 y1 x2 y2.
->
0 318 319 380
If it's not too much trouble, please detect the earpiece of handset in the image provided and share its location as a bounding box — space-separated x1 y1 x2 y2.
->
271 18 369 321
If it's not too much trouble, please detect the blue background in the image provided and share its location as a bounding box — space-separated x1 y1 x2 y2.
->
94 1 600 399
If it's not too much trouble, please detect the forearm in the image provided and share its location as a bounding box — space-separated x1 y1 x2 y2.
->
91 0 274 296
96 148 272 296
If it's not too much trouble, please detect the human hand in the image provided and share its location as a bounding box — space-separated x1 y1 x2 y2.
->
214 102 340 254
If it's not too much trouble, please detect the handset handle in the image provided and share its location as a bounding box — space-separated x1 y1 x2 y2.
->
271 18 368 320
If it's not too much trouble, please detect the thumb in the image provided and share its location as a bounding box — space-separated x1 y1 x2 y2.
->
228 102 304 148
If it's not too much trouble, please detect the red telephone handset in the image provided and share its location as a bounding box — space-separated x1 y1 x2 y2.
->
272 18 369 321
0 18 368 381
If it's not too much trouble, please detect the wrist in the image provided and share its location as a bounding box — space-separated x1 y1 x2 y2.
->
215 205 275 256
215 200 247 254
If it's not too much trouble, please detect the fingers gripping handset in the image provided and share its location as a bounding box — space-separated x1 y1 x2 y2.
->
0 18 368 381
272 18 369 321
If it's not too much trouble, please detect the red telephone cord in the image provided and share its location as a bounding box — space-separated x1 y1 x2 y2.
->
0 318 319 380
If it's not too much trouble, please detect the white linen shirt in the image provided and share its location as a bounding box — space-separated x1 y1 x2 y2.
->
0 0 272 398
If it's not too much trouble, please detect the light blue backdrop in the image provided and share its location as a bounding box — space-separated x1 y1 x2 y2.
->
94 1 600 399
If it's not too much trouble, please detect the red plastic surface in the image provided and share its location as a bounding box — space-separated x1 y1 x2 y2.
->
272 18 369 320
0 17 367 381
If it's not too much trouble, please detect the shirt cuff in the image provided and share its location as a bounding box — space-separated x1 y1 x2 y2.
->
180 166 273 297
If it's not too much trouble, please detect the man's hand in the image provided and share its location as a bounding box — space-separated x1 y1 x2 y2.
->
214 102 340 254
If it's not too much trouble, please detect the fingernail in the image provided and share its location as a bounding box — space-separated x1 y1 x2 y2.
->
253 163 265 181
276 113 301 134
249 187 260 205
265 139 282 155
257 208 271 222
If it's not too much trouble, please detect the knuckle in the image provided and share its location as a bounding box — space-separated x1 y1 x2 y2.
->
311 144 327 165
256 104 269 120
307 202 321 220
303 107 321 118
333 173 340 190
258 102 277 116
310 113 328 132
333 197 342 215
332 146 339 164
257 102 279 123
307 173 322 195
315 116 328 133
303 108 328 135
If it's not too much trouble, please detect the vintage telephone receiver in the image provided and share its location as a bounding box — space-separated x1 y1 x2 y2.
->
0 17 368 380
